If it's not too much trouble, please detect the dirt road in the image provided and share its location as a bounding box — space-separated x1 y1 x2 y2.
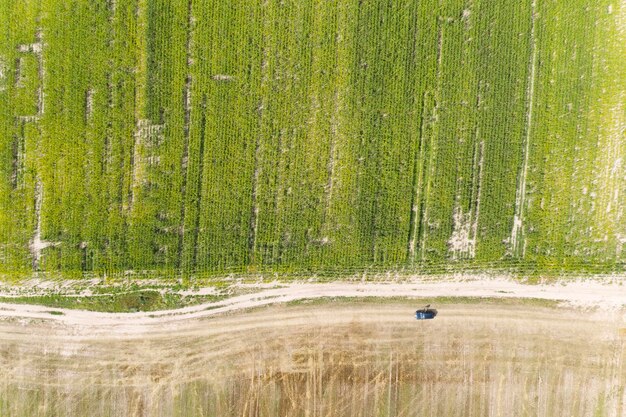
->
0 277 623 333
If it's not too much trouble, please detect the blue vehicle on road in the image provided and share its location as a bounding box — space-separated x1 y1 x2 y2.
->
415 305 437 320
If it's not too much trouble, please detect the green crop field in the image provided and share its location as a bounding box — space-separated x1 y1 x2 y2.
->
0 0 624 280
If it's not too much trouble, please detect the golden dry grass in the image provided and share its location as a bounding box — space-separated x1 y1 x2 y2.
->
0 301 624 416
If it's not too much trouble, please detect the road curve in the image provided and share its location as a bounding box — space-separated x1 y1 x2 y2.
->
0 277 623 332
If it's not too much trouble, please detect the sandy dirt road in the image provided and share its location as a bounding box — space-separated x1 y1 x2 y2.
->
0 277 623 334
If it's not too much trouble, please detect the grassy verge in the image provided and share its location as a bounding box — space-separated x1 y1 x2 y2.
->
0 290 226 313
285 295 561 309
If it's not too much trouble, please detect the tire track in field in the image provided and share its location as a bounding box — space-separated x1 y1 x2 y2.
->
419 20 445 262
177 0 195 268
510 0 538 257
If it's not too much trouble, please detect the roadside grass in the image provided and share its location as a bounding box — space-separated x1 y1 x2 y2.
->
285 295 560 309
0 291 226 313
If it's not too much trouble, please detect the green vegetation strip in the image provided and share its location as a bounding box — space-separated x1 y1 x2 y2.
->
0 0 624 278
0 291 225 313
285 295 560 309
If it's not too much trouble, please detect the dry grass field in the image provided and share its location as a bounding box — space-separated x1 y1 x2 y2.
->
0 299 623 416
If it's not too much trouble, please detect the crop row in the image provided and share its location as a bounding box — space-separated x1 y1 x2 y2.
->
0 0 623 279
